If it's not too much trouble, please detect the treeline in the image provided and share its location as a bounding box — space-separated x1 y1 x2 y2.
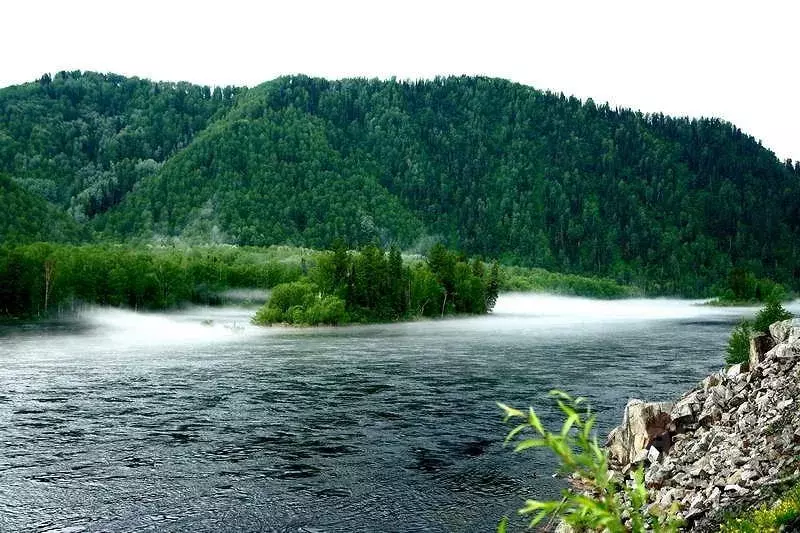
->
0 244 301 317
500 265 633 299
713 267 788 304
253 243 499 325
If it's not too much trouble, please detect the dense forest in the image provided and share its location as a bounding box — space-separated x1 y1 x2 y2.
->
1 241 628 320
0 173 83 243
0 71 241 221
2 71 799 297
0 244 302 317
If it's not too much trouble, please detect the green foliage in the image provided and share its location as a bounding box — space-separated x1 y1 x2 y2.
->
500 265 634 299
4 73 800 295
0 243 301 317
485 262 500 311
499 391 682 532
725 300 793 366
252 280 348 326
96 108 426 248
715 268 787 304
0 174 84 243
263 281 318 313
726 321 753 366
752 299 793 334
720 481 800 532
725 300 794 366
0 70 241 221
253 244 495 326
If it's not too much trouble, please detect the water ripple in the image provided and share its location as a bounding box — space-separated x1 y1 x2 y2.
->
0 297 776 532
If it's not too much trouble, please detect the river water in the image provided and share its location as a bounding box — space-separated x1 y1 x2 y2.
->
1 294 796 532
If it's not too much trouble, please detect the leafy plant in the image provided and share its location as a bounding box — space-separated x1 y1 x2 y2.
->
725 300 793 367
498 391 681 532
726 320 752 366
720 481 800 532
752 299 793 334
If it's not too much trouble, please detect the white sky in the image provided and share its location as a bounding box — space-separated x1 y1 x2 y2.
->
2 0 798 161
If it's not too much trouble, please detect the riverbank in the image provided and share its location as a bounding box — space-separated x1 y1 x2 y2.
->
603 318 800 531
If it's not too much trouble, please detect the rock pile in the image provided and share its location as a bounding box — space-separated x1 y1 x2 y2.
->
606 318 800 529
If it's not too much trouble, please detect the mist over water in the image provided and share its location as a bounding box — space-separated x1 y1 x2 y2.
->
1 294 796 532
495 294 745 320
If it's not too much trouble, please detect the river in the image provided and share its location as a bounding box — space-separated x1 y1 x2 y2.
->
1 294 796 532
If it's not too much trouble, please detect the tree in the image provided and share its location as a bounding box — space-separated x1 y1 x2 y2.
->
486 261 500 312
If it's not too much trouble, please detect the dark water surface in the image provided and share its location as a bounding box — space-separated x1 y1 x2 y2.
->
1 295 791 532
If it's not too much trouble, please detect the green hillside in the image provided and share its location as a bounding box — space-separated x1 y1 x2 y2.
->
95 107 426 247
0 173 83 243
0 70 241 220
2 72 799 296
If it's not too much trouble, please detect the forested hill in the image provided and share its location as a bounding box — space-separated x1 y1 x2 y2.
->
2 72 799 295
0 173 83 243
0 71 241 221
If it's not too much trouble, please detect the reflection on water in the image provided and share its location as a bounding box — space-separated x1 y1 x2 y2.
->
0 295 796 532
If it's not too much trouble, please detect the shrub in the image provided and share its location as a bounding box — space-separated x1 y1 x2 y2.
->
304 295 347 325
266 281 318 313
752 299 793 334
252 305 284 325
497 391 681 533
726 320 752 366
725 301 793 367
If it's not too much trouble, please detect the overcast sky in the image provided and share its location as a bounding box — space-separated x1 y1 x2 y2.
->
2 0 798 161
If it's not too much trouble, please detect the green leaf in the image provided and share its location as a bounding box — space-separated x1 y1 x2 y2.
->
497 402 524 421
560 412 579 437
496 516 508 533
527 406 544 434
528 509 549 527
514 438 547 452
504 423 527 444
556 399 577 421
549 389 573 401
582 414 596 440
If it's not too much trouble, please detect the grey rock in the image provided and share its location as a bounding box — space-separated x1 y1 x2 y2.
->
777 398 794 410
554 521 575 533
725 363 744 379
723 484 750 496
671 392 702 424
769 343 800 360
600 331 800 525
647 445 660 464
606 399 673 466
770 318 800 343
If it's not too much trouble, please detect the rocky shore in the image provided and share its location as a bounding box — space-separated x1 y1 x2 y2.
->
604 318 800 530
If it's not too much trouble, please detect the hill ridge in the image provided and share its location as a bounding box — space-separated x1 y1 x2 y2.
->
2 71 798 295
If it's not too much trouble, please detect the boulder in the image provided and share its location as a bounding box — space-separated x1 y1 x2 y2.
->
606 399 674 466
671 391 703 427
725 363 744 379
767 342 800 360
769 318 800 344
